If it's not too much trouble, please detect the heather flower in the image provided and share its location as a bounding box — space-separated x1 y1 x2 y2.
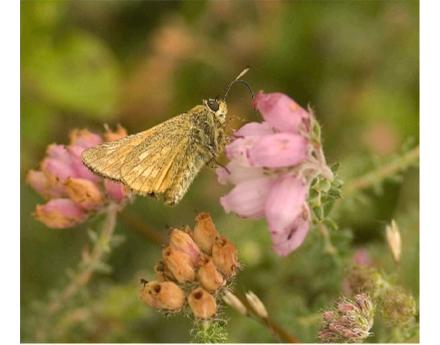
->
162 246 196 283
218 91 333 256
188 287 217 319
140 213 240 320
140 280 185 311
193 212 219 254
34 199 87 229
380 287 416 328
212 236 239 277
352 248 373 266
197 257 224 292
319 293 374 343
26 126 130 229
343 265 384 298
169 228 201 266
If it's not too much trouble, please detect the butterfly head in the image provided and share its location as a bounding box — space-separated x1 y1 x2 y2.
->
204 98 228 124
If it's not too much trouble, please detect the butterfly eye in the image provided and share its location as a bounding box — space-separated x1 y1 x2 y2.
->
207 99 219 112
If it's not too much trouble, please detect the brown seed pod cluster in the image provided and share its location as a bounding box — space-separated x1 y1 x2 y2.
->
139 212 239 319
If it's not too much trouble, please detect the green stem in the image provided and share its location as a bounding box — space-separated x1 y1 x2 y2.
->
234 294 300 343
35 203 119 342
343 146 419 197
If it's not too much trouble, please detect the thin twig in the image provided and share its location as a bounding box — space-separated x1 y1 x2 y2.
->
343 146 419 197
119 208 165 245
262 317 300 343
233 294 300 343
35 203 119 341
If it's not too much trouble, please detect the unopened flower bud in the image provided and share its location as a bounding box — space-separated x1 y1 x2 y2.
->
385 219 402 263
245 291 268 319
223 290 247 316
103 124 127 142
140 280 185 311
197 257 224 292
26 170 63 198
344 265 383 298
41 156 75 184
64 178 103 210
169 228 201 266
212 236 239 277
188 287 217 319
162 246 195 283
69 128 102 148
381 287 416 327
103 179 127 203
318 293 374 343
193 212 218 254
34 198 86 229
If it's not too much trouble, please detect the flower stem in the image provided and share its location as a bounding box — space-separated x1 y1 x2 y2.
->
35 203 119 342
261 317 300 343
232 294 300 343
343 146 419 197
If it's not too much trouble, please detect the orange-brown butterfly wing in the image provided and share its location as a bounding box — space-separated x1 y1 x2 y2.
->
81 131 150 181
120 113 211 205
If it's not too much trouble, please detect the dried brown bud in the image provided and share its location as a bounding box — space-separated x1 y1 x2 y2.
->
223 290 247 316
64 177 103 210
162 246 195 283
188 287 217 319
139 280 185 311
385 220 402 263
212 236 239 277
103 124 128 142
245 291 268 319
197 257 224 292
194 212 218 254
169 228 201 265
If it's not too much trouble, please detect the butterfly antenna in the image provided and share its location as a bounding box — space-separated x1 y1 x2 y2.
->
223 67 254 101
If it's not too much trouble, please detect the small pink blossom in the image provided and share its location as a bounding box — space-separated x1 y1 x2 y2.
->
217 91 332 256
41 157 76 183
27 126 131 229
104 179 127 203
248 133 308 168
353 248 373 266
264 175 310 255
35 198 87 229
253 91 310 133
225 137 258 166
220 177 274 219
69 128 103 149
234 121 274 137
26 170 63 199
216 160 264 186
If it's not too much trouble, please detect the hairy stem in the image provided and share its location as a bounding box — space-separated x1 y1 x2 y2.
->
35 203 119 342
343 146 419 197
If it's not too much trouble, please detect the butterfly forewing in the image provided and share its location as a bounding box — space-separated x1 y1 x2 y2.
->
119 113 212 205
81 132 148 180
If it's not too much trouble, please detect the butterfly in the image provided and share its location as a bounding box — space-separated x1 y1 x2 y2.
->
82 68 252 206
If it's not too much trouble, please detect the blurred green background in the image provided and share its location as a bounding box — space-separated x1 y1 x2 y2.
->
21 0 419 342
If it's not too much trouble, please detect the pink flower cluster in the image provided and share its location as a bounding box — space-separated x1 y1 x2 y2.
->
26 126 130 229
217 92 332 256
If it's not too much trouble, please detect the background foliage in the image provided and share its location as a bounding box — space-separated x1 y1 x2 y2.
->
21 0 418 342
